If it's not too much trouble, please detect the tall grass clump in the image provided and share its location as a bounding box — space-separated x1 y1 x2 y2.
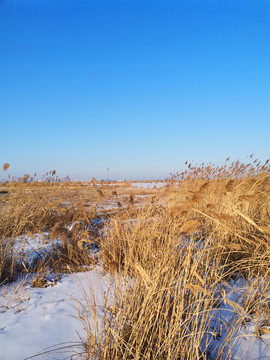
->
167 158 270 277
79 158 270 359
0 182 98 283
82 225 228 359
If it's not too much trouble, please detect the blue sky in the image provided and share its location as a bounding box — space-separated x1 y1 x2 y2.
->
1 0 270 180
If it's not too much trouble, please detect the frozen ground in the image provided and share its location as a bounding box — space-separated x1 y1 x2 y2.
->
1 232 270 359
96 194 151 214
1 269 270 360
131 182 165 189
12 232 60 267
209 278 270 359
0 268 110 360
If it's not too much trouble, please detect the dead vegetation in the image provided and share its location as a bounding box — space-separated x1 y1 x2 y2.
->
1 158 270 359
81 159 270 359
0 180 157 283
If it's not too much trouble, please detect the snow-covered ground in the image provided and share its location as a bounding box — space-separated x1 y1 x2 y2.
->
209 278 270 359
131 182 165 189
1 269 270 360
12 232 60 267
0 268 110 360
95 194 151 213
1 232 270 359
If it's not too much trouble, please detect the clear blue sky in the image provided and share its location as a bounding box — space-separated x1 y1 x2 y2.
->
1 0 270 180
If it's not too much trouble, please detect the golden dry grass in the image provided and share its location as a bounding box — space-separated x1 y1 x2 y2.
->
80 159 270 359
1 159 270 358
0 180 160 282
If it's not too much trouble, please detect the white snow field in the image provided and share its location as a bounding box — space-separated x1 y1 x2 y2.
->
131 182 165 189
0 269 110 360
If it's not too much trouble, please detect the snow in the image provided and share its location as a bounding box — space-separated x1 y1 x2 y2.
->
95 194 151 213
0 269 110 360
131 182 165 189
230 324 270 360
1 231 270 359
12 233 61 268
208 278 270 359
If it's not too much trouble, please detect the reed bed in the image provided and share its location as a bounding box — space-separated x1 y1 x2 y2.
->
80 159 270 359
1 159 270 359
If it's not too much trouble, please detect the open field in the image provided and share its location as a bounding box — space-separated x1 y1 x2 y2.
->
1 159 270 359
